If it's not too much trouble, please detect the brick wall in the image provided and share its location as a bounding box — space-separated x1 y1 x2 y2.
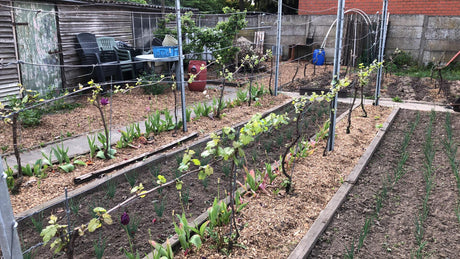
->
299 0 460 16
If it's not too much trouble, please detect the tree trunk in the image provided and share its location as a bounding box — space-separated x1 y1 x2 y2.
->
11 113 23 193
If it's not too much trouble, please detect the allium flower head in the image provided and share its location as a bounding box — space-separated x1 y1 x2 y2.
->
121 212 130 225
100 97 109 106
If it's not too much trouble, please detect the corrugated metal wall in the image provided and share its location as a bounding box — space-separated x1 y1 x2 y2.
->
0 0 20 101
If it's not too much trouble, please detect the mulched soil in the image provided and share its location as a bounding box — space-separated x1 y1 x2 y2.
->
0 87 222 155
311 109 460 258
173 105 392 259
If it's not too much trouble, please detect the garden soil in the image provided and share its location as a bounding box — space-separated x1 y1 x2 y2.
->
311 109 460 258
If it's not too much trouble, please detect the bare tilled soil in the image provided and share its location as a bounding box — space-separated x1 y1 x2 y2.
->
311 109 460 258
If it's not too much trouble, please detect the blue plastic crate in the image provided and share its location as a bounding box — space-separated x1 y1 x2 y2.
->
152 46 178 58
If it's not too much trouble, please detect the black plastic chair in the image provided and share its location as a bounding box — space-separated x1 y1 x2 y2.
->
97 37 135 80
76 33 122 83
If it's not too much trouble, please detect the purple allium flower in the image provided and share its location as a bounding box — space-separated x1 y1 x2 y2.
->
100 97 109 106
121 212 130 225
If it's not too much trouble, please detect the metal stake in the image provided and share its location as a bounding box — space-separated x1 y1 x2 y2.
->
274 0 282 96
374 0 389 106
175 0 187 132
326 0 345 152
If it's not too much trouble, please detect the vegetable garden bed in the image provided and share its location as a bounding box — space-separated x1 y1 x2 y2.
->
16 98 351 258
311 109 460 258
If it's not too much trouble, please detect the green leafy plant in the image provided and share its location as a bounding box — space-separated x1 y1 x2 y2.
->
59 163 75 173
52 143 70 165
125 172 138 188
208 197 232 229
117 122 141 148
30 211 44 234
173 213 203 253
41 207 112 256
95 132 116 159
69 197 81 216
19 108 42 128
4 162 14 191
21 164 34 177
193 102 205 121
149 239 174 259
93 234 107 259
105 179 117 199
154 198 165 218
392 96 403 102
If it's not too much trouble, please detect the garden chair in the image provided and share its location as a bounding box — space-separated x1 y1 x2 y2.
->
76 33 122 83
97 37 136 80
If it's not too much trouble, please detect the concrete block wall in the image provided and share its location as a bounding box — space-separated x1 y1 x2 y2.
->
256 14 459 65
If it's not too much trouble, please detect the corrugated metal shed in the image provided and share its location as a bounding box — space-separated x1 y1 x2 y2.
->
0 0 195 94
0 0 20 101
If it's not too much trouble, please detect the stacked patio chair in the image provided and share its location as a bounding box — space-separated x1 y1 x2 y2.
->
76 33 122 83
96 37 136 80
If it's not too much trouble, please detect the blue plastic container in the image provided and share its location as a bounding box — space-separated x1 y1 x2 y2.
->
312 48 325 65
152 46 179 58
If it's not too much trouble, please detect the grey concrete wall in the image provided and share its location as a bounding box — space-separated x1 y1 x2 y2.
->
252 14 459 65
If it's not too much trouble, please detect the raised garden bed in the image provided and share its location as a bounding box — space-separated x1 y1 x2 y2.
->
310 109 460 258
16 98 351 258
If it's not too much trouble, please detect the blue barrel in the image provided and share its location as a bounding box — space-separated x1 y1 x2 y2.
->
312 48 325 65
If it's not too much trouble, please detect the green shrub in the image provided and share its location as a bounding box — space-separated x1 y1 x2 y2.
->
19 109 42 127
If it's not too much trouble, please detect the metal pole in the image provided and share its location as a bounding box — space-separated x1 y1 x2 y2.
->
326 0 345 152
274 0 282 96
0 156 22 259
374 0 388 106
175 0 187 132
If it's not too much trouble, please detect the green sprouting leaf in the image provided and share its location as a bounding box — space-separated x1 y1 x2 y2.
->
59 163 75 173
190 235 202 250
198 170 206 180
102 213 113 225
178 163 189 172
221 147 234 160
204 165 214 177
201 149 213 158
191 159 201 166
41 225 58 244
240 134 253 145
96 150 105 159
88 218 101 232
93 207 107 214
73 160 86 166
157 175 167 185
176 180 183 191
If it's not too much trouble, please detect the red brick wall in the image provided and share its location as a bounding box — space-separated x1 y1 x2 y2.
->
298 0 460 16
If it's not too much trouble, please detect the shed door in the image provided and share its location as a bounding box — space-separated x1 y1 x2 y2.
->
14 2 61 94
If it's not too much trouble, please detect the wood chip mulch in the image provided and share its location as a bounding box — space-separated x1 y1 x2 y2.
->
176 105 393 259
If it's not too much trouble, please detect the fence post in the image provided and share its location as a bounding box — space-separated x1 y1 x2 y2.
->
176 0 187 132
374 0 389 106
274 0 282 96
326 0 345 152
0 156 22 258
